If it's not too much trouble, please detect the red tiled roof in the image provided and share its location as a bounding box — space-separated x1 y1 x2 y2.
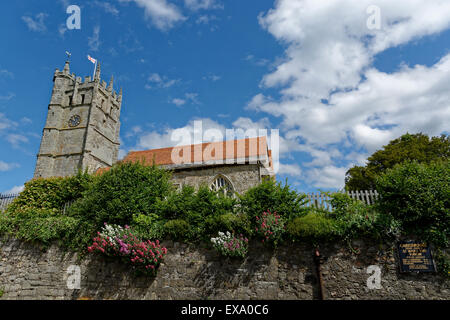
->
96 136 273 174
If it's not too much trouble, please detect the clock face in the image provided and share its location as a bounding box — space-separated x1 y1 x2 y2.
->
68 114 81 127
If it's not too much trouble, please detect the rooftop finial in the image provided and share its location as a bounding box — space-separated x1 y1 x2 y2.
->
94 62 101 82
63 60 70 74
107 75 114 91
118 87 122 102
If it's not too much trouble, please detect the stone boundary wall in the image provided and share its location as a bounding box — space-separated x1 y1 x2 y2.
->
0 237 448 300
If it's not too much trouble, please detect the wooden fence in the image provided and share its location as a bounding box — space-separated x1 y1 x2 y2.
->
0 193 18 213
304 190 380 211
1 189 380 214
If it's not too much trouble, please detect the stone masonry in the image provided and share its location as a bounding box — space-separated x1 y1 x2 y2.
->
34 61 122 178
0 238 448 300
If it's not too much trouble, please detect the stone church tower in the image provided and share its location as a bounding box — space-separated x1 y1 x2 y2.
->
34 60 122 178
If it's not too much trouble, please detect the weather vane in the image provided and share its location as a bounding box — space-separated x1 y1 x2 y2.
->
65 51 71 61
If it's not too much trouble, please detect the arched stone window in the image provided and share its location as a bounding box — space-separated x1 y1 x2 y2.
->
210 174 234 196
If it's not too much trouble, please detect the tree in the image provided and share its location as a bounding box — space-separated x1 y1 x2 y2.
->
345 133 450 190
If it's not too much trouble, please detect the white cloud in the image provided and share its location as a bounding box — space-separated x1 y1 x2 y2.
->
305 166 347 190
171 98 186 106
120 0 186 31
135 118 227 150
278 163 302 176
196 14 217 25
6 134 29 148
248 0 450 189
93 1 119 15
3 185 24 194
58 24 67 38
0 113 17 131
88 26 101 52
146 73 180 89
202 73 221 81
170 93 200 106
0 161 20 172
22 13 47 32
184 0 223 11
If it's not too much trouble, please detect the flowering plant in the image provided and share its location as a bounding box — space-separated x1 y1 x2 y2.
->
87 223 167 276
255 210 285 246
211 231 248 258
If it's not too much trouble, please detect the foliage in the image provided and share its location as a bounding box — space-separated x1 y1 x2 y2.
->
6 171 92 216
345 133 450 190
375 160 450 247
68 161 173 230
87 223 167 276
130 213 165 241
0 211 81 247
286 212 338 243
204 212 251 237
255 210 286 246
238 179 308 223
210 231 248 258
329 192 402 241
163 219 191 241
153 184 238 240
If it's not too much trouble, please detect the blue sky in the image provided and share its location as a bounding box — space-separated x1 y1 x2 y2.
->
1 0 449 194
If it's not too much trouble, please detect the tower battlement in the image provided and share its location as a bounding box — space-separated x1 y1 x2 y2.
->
34 60 122 178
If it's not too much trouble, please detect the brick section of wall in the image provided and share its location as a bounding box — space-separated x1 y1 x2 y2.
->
0 238 448 300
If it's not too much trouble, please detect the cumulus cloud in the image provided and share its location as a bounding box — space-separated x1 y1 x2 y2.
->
278 163 302 177
249 0 450 188
135 118 227 150
120 0 186 31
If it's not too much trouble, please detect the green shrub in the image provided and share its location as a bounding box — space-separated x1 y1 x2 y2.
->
12 215 81 246
6 171 92 216
68 161 173 230
376 160 450 247
130 213 165 240
328 193 401 241
238 179 307 222
204 212 251 236
287 212 338 242
163 219 190 241
153 184 238 240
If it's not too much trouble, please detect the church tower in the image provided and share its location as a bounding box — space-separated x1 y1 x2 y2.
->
34 60 122 178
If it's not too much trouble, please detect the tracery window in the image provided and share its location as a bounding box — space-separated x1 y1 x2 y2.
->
210 175 234 196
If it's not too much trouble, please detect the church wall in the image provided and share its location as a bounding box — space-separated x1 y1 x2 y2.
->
170 164 261 194
0 238 448 300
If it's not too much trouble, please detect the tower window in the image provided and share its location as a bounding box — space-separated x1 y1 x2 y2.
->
81 94 85 104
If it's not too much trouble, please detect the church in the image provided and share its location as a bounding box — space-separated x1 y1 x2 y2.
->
34 61 275 194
